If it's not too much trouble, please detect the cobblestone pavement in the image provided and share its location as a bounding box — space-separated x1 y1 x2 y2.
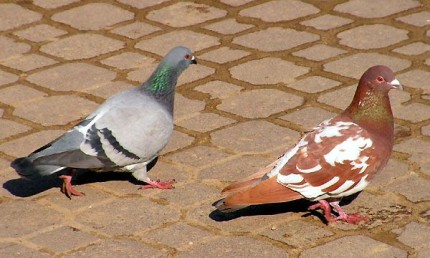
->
0 0 429 257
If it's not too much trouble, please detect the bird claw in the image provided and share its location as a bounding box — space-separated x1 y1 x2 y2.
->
139 179 176 190
59 175 85 199
309 200 367 224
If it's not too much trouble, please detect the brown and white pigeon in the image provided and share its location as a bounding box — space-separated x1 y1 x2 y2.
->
11 46 197 198
214 65 402 224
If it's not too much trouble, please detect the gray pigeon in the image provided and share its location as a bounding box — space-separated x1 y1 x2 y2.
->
11 46 197 197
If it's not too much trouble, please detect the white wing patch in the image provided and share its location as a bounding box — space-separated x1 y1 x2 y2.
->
296 164 322 173
277 173 303 184
314 121 354 143
324 136 373 166
267 138 308 179
351 156 370 174
288 176 340 199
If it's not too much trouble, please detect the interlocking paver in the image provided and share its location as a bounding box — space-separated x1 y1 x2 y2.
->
52 3 134 30
233 27 319 52
1 1 429 257
239 0 319 22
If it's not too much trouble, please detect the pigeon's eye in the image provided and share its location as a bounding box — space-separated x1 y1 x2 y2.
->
376 76 384 83
184 54 190 60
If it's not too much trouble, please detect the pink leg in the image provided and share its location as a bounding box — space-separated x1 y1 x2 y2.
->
309 200 367 224
59 173 84 198
139 179 175 190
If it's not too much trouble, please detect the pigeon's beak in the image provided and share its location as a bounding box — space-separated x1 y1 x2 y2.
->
191 55 197 64
390 78 403 91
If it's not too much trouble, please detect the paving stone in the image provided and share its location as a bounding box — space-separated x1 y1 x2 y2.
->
110 22 161 39
0 70 18 86
0 36 31 61
52 3 134 30
324 53 411 79
0 4 42 31
0 54 57 72
211 121 300 153
179 236 287 257
418 249 430 258
218 89 304 118
220 0 254 6
281 107 336 130
386 173 430 202
143 222 214 249
396 11 430 27
174 94 206 121
177 64 215 85
81 81 135 99
162 130 194 154
64 239 164 258
397 222 430 249
239 0 319 22
262 220 333 247
27 63 116 92
147 2 226 27
41 34 124 60
101 52 154 70
233 27 319 52
77 198 180 235
230 58 309 85
0 119 31 140
394 138 430 175
397 69 430 93
116 0 170 9
167 146 230 168
293 44 347 61
422 125 430 136
300 14 353 30
393 42 430 55
334 0 420 18
394 102 430 122
204 18 253 34
198 47 249 63
176 112 235 132
300 235 407 258
14 95 99 126
0 200 61 238
0 243 50 258
369 159 409 190
0 84 48 107
287 76 341 93
33 0 79 9
199 155 274 181
0 129 65 157
29 226 99 253
14 24 67 42
338 24 408 49
136 30 220 56
155 182 219 206
194 80 242 99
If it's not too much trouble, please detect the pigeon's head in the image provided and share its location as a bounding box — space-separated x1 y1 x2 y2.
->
360 65 402 92
163 46 197 73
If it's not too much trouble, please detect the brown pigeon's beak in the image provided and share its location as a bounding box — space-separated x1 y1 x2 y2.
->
191 55 197 64
390 78 403 90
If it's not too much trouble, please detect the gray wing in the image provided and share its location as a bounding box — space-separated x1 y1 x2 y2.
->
32 90 174 169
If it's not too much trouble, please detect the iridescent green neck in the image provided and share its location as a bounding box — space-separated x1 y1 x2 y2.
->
146 64 176 94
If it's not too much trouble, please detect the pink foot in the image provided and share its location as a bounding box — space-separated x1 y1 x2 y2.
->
59 175 85 198
139 179 175 190
309 200 367 224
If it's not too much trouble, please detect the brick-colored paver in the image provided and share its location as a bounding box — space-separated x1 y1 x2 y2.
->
1 1 429 257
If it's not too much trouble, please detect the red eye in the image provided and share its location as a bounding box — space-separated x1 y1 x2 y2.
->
376 76 384 82
184 54 190 60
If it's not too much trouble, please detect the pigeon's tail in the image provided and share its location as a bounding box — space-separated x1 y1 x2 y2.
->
213 198 249 213
11 157 64 180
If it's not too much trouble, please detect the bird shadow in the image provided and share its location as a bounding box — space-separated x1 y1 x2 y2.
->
3 157 159 197
209 193 360 225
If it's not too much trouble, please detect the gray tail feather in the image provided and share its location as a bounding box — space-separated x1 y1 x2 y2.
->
11 157 64 180
213 198 249 213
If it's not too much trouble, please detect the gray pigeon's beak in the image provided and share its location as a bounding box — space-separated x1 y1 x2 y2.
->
191 55 197 64
390 78 403 90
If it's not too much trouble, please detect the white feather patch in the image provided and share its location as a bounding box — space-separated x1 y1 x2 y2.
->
351 156 370 174
314 121 355 144
268 138 308 178
296 164 322 173
324 136 373 166
338 175 369 197
288 176 340 199
278 173 303 184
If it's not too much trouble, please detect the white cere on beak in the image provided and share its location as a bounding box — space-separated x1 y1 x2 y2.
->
390 78 403 90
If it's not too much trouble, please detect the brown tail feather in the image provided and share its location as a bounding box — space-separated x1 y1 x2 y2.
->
218 177 303 212
222 160 279 195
